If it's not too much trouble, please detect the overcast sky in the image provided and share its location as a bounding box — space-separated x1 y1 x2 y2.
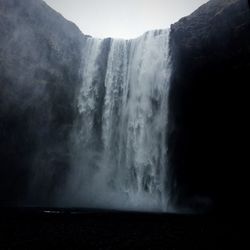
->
44 0 208 39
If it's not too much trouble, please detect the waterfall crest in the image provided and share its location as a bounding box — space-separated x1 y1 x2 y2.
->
66 30 171 211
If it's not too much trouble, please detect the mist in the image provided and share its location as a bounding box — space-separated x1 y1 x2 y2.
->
58 30 172 212
0 0 83 205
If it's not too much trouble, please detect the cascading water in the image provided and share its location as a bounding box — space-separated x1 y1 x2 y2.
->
65 29 171 212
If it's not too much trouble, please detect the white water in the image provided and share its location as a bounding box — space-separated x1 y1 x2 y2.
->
65 30 171 212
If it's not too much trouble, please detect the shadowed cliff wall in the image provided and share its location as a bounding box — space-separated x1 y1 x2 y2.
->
0 0 84 205
168 0 249 213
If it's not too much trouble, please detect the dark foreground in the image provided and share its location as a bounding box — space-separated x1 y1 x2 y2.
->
0 208 242 249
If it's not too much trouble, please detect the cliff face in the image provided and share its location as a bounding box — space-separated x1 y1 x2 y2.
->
1 0 249 212
0 0 84 205
168 0 250 212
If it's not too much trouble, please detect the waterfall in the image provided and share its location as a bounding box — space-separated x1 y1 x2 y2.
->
65 29 171 212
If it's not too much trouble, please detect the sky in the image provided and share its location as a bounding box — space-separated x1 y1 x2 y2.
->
44 0 209 39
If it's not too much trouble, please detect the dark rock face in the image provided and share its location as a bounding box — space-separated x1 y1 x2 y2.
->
168 0 250 212
0 0 84 205
1 0 249 213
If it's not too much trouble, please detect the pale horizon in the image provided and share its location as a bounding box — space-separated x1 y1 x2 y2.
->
44 0 209 39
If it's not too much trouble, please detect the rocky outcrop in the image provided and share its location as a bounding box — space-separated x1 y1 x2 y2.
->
0 0 84 205
168 0 250 212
